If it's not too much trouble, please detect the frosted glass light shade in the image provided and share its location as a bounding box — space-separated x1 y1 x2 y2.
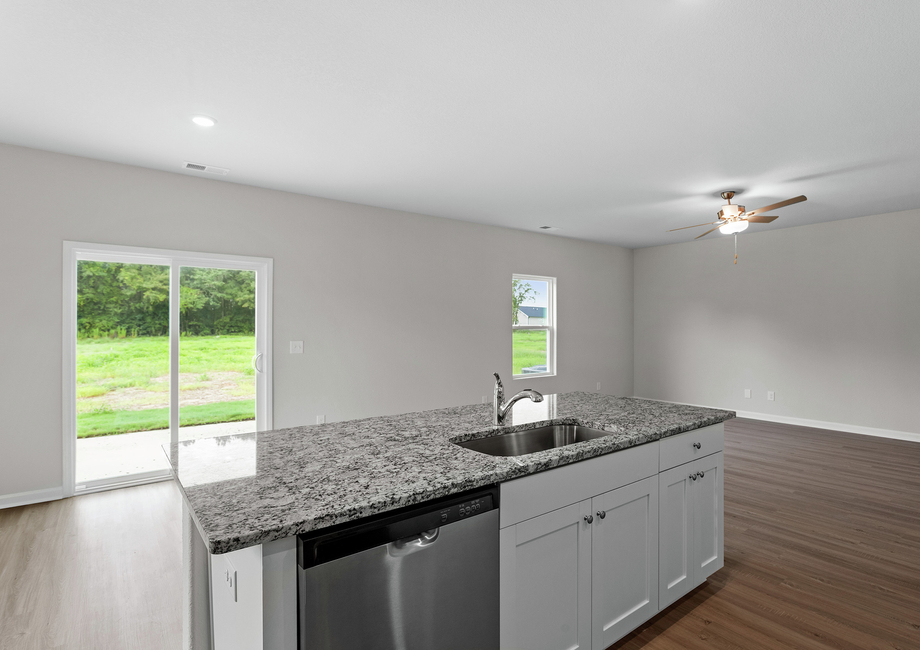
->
719 220 749 235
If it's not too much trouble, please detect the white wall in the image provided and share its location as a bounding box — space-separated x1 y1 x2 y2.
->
634 209 920 436
0 143 634 500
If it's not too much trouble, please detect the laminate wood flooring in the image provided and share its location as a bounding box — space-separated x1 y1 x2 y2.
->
0 482 183 650
610 418 920 650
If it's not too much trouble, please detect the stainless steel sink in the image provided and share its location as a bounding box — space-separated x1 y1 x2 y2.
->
454 424 614 457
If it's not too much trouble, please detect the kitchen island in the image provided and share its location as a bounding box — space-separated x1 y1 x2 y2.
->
168 392 734 650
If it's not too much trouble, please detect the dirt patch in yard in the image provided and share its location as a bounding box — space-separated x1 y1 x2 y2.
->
79 372 254 411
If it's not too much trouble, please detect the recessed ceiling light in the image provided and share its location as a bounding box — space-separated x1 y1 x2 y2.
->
192 115 217 127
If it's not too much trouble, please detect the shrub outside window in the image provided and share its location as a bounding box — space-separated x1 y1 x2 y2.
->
512 274 555 378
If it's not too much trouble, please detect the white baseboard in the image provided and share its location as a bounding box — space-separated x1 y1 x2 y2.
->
1 470 173 509
731 410 920 443
0 486 64 510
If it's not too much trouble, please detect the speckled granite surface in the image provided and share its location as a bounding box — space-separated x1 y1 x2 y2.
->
166 392 734 554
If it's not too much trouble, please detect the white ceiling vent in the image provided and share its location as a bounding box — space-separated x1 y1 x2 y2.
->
183 161 229 175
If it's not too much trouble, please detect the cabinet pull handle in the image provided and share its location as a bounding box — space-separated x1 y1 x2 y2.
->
693 442 702 450
689 474 696 481
697 471 705 479
584 514 594 524
596 510 606 519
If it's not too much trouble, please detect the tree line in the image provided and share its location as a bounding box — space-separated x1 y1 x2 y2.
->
77 261 255 337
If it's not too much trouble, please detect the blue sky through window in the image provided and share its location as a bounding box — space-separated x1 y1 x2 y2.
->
520 280 548 308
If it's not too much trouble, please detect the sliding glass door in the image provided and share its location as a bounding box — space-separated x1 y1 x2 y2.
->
74 260 172 484
177 265 262 442
63 243 272 495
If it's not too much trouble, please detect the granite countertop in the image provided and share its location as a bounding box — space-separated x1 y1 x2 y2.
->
166 392 734 554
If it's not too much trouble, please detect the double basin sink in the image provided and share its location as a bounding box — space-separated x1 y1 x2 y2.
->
454 423 614 457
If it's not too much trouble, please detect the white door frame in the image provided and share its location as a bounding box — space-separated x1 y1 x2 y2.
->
62 241 273 497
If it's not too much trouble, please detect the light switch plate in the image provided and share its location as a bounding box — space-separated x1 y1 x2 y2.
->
744 389 751 399
290 341 304 354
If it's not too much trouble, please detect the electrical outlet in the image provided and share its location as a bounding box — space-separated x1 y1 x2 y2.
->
481 396 487 404
316 415 325 424
767 391 775 401
596 382 601 392
290 341 304 354
744 389 751 399
224 559 237 603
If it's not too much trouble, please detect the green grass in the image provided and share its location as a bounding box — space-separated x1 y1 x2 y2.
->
177 336 256 376
77 400 255 438
77 335 255 395
76 335 256 437
513 330 547 375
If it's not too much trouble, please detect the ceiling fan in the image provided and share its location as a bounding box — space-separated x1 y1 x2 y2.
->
668 191 807 263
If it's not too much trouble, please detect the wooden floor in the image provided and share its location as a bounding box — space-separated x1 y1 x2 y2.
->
0 482 183 650
1 419 918 650
612 418 920 650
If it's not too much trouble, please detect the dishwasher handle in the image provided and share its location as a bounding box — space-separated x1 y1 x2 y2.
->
389 527 440 556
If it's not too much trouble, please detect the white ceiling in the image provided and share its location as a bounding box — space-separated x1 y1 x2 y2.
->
2 1 918 248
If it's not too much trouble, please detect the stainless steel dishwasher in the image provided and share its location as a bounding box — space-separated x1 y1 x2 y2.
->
297 486 499 650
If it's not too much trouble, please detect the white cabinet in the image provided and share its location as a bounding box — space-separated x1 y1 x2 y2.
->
499 500 593 650
658 452 724 609
691 453 724 584
499 444 660 650
590 476 659 650
498 423 725 649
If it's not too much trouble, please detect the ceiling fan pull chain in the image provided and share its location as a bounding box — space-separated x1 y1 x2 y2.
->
734 233 738 264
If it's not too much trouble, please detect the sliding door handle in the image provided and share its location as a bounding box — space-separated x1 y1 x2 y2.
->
251 353 264 373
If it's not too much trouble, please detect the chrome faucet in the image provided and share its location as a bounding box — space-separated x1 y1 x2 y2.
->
493 372 543 426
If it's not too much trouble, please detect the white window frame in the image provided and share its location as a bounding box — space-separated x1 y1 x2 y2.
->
62 241 273 497
512 273 556 379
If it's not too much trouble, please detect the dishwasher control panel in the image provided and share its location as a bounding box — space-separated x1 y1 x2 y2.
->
439 495 494 525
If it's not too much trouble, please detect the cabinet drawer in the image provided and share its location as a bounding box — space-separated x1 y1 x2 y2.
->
659 424 723 471
501 441 658 529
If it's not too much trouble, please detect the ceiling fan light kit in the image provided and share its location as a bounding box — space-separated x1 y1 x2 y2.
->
719 220 749 235
667 191 808 263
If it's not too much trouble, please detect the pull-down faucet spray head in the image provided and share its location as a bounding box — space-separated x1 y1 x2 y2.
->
492 372 543 426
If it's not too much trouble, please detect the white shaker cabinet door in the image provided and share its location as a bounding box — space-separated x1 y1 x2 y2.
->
692 452 724 582
658 452 725 610
658 465 694 610
590 476 659 650
500 500 593 650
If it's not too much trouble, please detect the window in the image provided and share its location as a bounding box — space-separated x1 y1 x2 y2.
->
512 274 555 378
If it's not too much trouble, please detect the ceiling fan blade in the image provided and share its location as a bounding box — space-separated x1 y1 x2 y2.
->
667 220 721 232
745 215 778 223
695 225 723 239
745 195 807 217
